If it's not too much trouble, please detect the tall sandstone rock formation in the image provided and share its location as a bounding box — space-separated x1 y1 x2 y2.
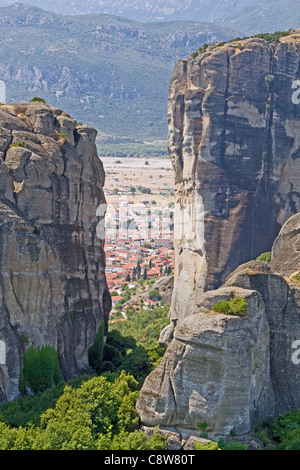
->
168 30 300 322
137 31 300 437
0 102 111 401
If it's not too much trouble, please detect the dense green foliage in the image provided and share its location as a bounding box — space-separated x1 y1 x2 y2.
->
0 372 168 450
0 374 96 429
20 346 62 394
96 330 152 386
95 305 170 384
212 297 248 317
272 410 300 450
255 410 300 450
110 304 170 349
0 302 172 450
217 438 248 450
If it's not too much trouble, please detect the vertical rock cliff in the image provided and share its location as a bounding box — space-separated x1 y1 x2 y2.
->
137 30 300 437
0 102 111 401
168 30 300 322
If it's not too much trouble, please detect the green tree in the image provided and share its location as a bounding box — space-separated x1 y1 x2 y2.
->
88 321 105 374
21 345 62 394
30 97 46 103
149 288 161 301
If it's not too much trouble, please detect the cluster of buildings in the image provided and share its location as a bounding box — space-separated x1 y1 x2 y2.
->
104 198 175 318
106 238 174 292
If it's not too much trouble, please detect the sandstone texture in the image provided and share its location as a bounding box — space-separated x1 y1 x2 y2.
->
137 256 300 436
169 30 300 322
0 102 111 401
270 211 300 278
137 31 300 436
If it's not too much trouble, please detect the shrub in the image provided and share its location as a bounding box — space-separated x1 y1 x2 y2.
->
197 420 209 438
21 345 62 394
109 427 167 450
265 74 275 84
195 440 220 450
9 141 26 148
149 288 161 301
212 297 248 317
256 251 271 262
272 409 300 450
30 97 46 103
217 438 248 450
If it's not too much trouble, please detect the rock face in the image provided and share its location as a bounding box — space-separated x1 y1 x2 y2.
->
169 30 300 322
270 212 300 278
0 102 111 401
137 256 300 436
137 31 300 436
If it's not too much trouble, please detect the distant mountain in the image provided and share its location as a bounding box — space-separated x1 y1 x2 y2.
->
0 1 299 35
216 0 300 35
0 1 254 23
0 4 238 145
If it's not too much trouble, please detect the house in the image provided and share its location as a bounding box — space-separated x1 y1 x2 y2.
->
111 295 123 307
144 299 156 307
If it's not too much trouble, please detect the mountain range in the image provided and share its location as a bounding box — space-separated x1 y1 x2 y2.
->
0 3 239 151
0 1 299 35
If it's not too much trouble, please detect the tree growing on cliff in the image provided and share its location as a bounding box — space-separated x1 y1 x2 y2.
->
88 320 105 374
20 345 62 394
30 97 47 104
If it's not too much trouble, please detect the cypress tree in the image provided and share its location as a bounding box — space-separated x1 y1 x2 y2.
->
88 320 105 374
21 345 62 394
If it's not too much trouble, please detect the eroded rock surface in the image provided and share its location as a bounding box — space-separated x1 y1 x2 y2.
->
137 257 300 436
169 30 300 322
0 102 111 401
137 284 274 436
137 32 300 434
